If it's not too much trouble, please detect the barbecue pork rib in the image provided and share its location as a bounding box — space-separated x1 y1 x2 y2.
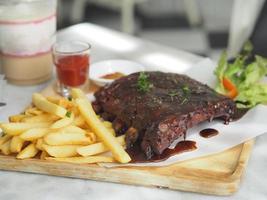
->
93 72 236 159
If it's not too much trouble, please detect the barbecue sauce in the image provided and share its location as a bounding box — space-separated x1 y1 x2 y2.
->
199 128 219 138
232 108 249 121
100 72 125 80
55 55 89 87
127 140 197 163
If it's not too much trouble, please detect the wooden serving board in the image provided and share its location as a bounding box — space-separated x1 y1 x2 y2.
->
0 83 254 195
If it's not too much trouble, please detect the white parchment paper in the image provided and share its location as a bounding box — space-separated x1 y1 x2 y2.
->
90 58 267 167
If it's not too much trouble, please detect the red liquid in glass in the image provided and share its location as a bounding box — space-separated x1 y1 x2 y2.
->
56 55 89 87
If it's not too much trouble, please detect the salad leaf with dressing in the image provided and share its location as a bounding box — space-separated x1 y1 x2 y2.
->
214 42 267 108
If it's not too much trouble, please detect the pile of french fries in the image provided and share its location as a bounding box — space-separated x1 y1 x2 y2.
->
0 89 131 164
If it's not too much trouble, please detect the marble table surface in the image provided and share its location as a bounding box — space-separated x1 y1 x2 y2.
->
0 23 266 200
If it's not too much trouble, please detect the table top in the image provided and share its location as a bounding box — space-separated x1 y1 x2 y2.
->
0 23 266 200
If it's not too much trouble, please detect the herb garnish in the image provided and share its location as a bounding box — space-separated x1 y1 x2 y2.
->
181 85 190 105
182 85 190 95
168 90 179 101
137 72 153 92
65 111 72 118
168 86 190 103
168 90 179 96
68 97 72 101
180 97 188 105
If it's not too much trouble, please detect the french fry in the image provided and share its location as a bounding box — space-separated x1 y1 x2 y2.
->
40 150 48 160
9 114 26 122
44 132 92 146
32 93 67 118
36 138 44 151
47 96 75 108
24 107 44 116
73 115 86 127
0 134 12 145
46 96 60 104
16 143 39 159
45 156 115 164
21 114 59 123
109 128 116 136
62 125 87 134
77 135 125 157
76 97 131 163
0 122 51 136
10 136 24 153
103 121 112 128
0 90 129 165
51 113 74 129
86 131 97 143
20 128 49 141
58 98 73 109
79 123 89 129
43 144 81 158
71 88 86 99
1 139 11 155
70 106 80 116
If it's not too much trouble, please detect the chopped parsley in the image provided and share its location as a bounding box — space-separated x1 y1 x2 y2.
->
181 85 190 105
65 111 72 118
67 97 73 101
168 90 179 97
167 86 190 103
180 97 188 105
182 85 190 95
137 72 153 92
168 90 179 101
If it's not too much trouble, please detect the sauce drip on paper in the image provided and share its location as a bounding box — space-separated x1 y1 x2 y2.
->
199 128 219 138
127 140 197 163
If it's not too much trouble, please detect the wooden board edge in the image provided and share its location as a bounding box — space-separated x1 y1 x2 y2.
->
228 139 255 180
175 139 255 195
0 155 242 196
153 140 256 195
0 139 254 196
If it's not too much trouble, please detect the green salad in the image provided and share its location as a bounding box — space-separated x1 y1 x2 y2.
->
214 42 267 108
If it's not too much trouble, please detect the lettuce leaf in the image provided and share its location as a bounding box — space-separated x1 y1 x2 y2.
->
236 83 267 108
214 43 267 108
214 51 227 94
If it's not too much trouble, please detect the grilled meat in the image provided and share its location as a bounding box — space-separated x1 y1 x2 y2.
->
94 72 236 159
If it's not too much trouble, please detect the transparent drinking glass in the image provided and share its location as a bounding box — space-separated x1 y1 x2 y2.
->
52 41 91 97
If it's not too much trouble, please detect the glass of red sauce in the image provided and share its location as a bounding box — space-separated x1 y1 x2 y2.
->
52 41 91 97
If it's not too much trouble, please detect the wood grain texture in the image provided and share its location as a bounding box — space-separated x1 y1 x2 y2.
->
0 83 255 195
